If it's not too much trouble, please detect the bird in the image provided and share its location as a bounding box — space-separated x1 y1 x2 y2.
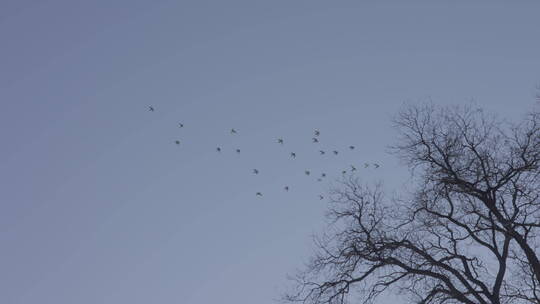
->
373 163 380 168
317 178 322 182
342 170 347 175
216 147 222 152
290 152 296 158
148 106 155 112
256 192 263 197
277 138 284 145
284 186 289 191
351 165 357 171
333 150 339 155
178 123 184 128
321 173 326 178
364 163 369 168
253 169 259 174
230 128 237 134
349 145 355 150
319 195 324 200
319 150 325 155
175 140 180 145
314 129 320 136
305 170 311 176
236 148 241 153
312 137 319 143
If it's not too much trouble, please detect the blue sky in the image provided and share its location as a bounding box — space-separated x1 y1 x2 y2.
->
1 1 539 303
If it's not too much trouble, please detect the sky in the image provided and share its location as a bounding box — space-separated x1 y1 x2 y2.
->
1 1 540 304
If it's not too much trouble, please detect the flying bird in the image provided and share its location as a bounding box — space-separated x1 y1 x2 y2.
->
364 163 370 168
175 140 180 145
148 106 154 112
342 170 347 175
284 186 289 191
351 165 357 171
178 123 184 128
230 128 237 134
312 137 319 143
333 150 339 155
290 152 296 158
314 129 320 136
349 145 355 150
319 150 325 155
277 138 284 145
253 169 259 174
236 148 241 153
256 192 263 197
317 178 322 182
321 173 326 178
216 147 222 152
305 170 311 176
373 163 380 168
319 195 324 200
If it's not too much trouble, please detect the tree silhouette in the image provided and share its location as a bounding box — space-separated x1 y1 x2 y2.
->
285 102 540 304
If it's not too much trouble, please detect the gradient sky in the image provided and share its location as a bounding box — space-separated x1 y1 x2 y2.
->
1 1 540 303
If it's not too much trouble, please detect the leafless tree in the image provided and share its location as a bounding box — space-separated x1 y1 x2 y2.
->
284 102 540 304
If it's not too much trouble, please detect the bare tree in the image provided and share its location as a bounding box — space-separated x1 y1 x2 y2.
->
284 102 540 304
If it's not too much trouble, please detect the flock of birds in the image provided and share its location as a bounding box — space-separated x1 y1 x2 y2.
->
149 105 381 199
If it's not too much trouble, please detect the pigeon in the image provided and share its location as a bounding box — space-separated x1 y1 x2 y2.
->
236 148 241 153
290 152 296 158
175 140 180 145
148 106 155 112
230 128 237 134
305 170 311 176
319 195 324 200
321 173 326 178
216 147 222 152
349 145 355 150
312 137 319 143
319 150 325 155
364 163 369 168
277 138 284 145
373 163 380 168
351 165 357 171
314 129 320 136
253 169 259 174
333 150 339 155
256 192 263 197
284 186 289 191
178 123 184 128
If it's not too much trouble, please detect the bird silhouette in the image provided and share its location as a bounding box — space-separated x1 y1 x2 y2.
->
349 145 355 150
148 106 154 112
277 138 284 145
305 170 311 176
351 165 357 171
333 150 339 155
319 195 324 200
312 138 319 143
216 147 222 152
230 128 237 134
178 123 184 128
373 163 380 168
284 186 289 191
175 140 180 145
290 152 296 158
319 150 325 155
236 148 241 153
253 169 259 174
256 192 263 197
342 170 347 175
364 163 369 168
321 173 326 178
314 129 320 136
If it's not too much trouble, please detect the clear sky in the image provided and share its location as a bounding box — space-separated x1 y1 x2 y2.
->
1 1 539 303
